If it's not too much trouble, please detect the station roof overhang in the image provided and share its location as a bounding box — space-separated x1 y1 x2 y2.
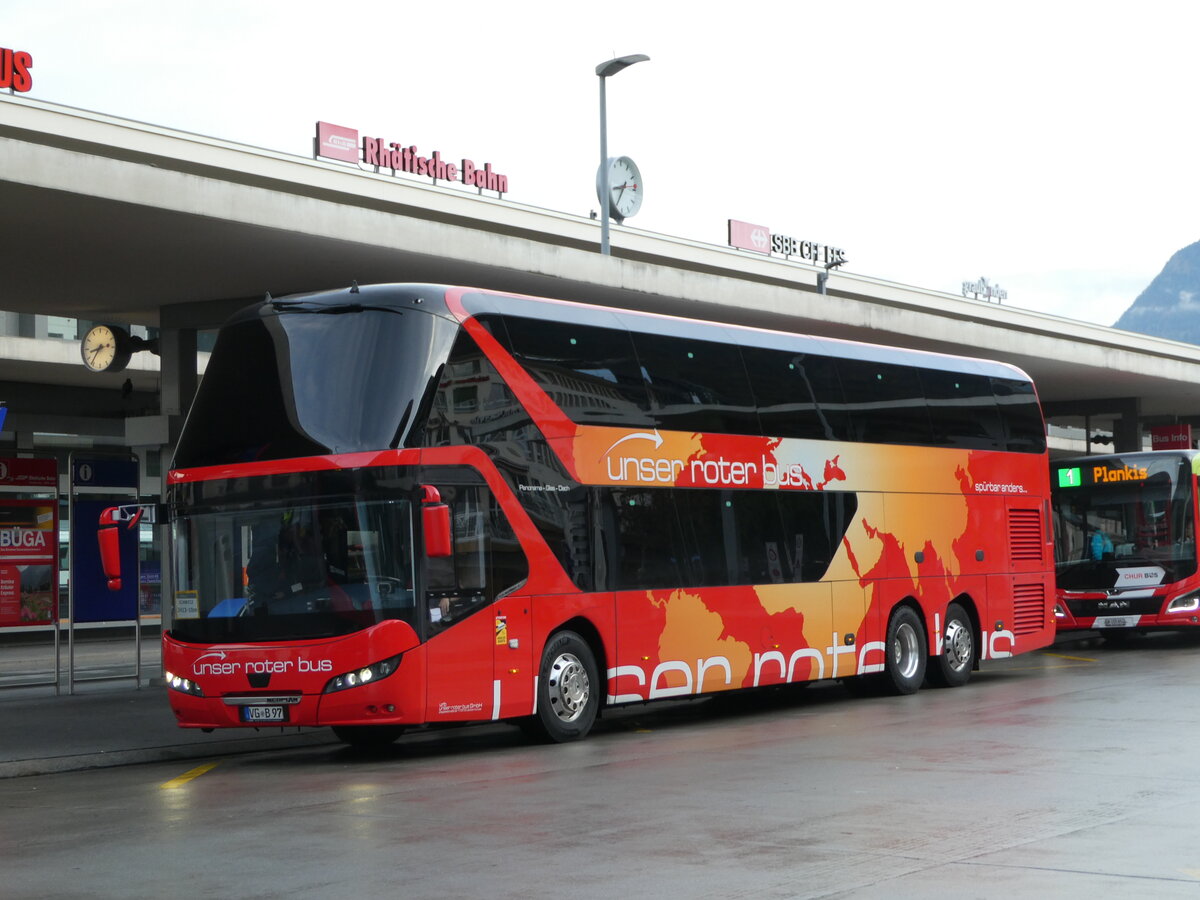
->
1 93 1196 435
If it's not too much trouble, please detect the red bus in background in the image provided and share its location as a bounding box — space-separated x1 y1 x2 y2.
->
1052 451 1200 640
155 284 1055 747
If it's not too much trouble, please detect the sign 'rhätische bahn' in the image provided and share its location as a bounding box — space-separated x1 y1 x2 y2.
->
315 121 509 196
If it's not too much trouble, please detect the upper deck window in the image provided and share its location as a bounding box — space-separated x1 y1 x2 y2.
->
174 303 458 468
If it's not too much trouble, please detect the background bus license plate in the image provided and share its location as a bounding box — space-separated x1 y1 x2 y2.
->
1098 615 1139 629
242 705 286 723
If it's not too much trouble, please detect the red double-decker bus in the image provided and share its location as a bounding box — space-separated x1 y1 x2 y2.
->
153 284 1054 747
1052 450 1200 640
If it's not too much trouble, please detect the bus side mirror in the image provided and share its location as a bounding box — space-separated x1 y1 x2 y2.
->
98 505 143 592
420 485 452 558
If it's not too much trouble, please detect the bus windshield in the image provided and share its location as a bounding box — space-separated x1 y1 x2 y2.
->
1053 455 1196 591
170 490 416 643
172 294 457 467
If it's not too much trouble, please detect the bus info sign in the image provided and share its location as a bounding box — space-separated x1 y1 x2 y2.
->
315 121 509 196
1150 425 1193 450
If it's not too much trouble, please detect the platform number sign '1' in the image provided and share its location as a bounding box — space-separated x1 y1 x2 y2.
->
1057 467 1083 488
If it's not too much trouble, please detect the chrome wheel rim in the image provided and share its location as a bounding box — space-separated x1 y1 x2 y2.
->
547 651 590 723
892 621 922 681
943 618 973 673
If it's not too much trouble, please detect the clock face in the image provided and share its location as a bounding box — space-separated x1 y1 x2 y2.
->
606 156 643 221
80 324 131 373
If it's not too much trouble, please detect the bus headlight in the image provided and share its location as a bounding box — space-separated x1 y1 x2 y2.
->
1053 602 1067 619
324 654 402 693
1167 592 1200 613
165 670 204 697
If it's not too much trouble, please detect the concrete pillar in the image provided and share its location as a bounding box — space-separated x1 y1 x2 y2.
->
1113 398 1142 452
158 327 198 418
145 328 197 640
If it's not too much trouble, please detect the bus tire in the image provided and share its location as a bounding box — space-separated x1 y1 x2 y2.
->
927 602 974 688
883 606 927 695
526 630 600 743
332 724 405 750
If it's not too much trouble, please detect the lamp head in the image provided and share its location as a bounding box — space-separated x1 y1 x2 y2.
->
596 54 650 77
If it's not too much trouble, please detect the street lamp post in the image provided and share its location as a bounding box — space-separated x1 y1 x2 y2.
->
596 54 649 256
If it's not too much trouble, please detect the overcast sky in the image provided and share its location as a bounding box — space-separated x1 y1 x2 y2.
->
6 0 1198 326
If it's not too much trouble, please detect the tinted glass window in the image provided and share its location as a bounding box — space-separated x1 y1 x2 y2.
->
672 490 738 586
168 467 420 644
687 490 790 585
422 468 528 634
501 315 654 428
175 305 457 467
422 328 532 448
632 333 760 434
426 328 591 590
838 359 932 445
609 489 689 589
518 480 594 591
1053 455 1196 589
742 346 846 440
777 490 858 581
920 369 1004 450
603 486 858 590
993 377 1047 453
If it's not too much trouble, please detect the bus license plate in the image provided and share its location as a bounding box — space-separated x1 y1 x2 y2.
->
241 705 287 723
1098 615 1139 629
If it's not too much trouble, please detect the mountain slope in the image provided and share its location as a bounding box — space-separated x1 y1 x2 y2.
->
1114 241 1200 342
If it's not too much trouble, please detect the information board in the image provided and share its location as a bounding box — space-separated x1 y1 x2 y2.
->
0 498 57 626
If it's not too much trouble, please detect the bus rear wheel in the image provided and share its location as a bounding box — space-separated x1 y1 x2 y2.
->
524 630 600 743
332 724 406 750
927 602 974 688
883 606 927 695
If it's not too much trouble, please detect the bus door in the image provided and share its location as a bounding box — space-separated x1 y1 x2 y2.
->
420 473 531 724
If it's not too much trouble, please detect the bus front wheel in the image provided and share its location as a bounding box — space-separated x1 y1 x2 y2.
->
927 602 974 688
883 606 927 695
525 631 600 743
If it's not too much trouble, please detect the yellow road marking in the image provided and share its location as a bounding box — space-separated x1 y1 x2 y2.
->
1042 652 1099 663
160 761 220 789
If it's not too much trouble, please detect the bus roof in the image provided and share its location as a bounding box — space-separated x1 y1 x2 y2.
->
245 283 1037 387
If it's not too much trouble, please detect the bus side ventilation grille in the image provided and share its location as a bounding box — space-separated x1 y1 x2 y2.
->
1008 508 1043 563
1012 582 1046 635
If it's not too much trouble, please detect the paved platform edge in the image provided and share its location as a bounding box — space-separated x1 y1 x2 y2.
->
0 730 339 779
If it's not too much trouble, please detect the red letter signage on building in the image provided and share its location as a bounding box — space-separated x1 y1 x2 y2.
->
0 47 33 93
